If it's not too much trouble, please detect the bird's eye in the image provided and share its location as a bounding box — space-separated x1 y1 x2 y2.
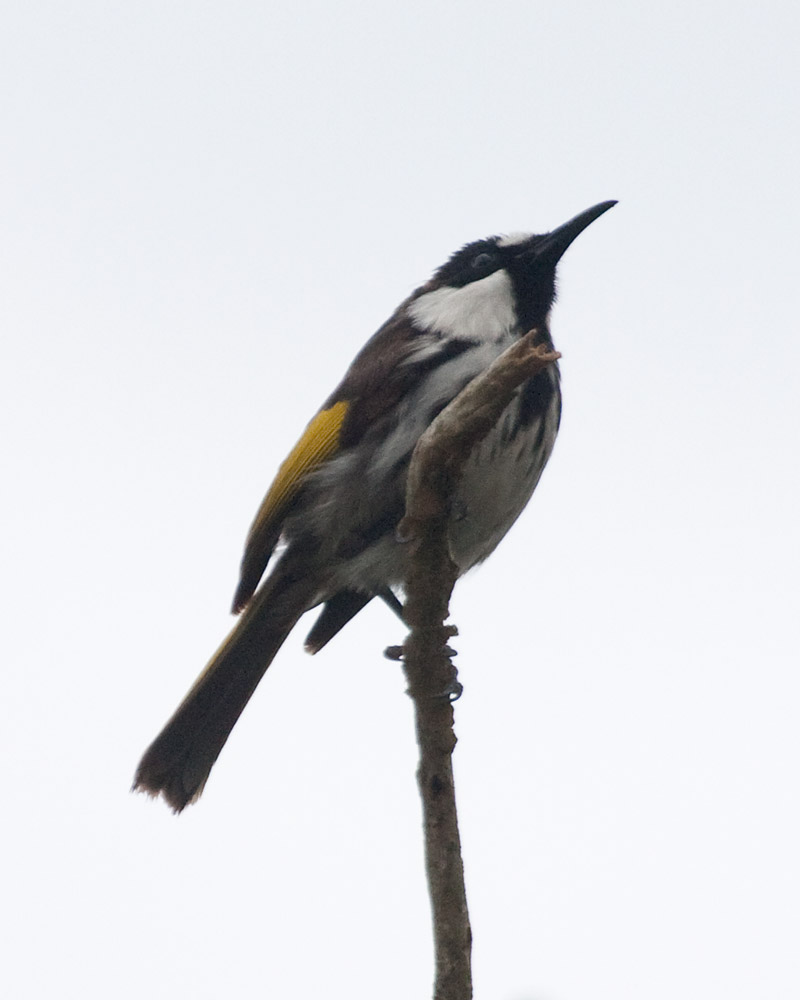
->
471 252 496 271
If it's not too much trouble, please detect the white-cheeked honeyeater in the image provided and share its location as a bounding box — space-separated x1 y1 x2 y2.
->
134 200 616 811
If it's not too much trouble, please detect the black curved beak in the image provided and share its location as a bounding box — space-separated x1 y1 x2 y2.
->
524 200 617 267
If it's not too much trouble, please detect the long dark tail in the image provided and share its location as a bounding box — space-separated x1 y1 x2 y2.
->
134 571 318 812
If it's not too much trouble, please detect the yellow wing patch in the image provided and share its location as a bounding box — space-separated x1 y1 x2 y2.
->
232 400 350 612
248 400 349 541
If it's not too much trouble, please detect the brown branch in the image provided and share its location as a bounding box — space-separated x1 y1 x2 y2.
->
398 328 560 1000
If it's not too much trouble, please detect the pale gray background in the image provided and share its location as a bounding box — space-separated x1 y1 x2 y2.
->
3 2 798 998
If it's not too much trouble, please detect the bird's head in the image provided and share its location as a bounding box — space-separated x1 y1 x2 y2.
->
409 200 616 340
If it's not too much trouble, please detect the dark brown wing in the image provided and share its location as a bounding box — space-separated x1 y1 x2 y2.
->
232 310 423 612
232 305 476 612
329 309 474 448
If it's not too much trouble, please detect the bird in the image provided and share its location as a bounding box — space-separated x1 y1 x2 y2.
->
134 200 616 811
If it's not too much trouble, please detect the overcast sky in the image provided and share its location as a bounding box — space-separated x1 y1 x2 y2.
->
3 2 798 998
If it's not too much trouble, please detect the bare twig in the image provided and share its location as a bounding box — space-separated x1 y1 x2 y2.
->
399 328 560 1000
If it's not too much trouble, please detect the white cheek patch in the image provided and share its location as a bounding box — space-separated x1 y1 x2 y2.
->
497 231 533 248
408 268 517 341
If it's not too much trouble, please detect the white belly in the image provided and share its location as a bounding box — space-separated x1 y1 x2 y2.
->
449 379 561 569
